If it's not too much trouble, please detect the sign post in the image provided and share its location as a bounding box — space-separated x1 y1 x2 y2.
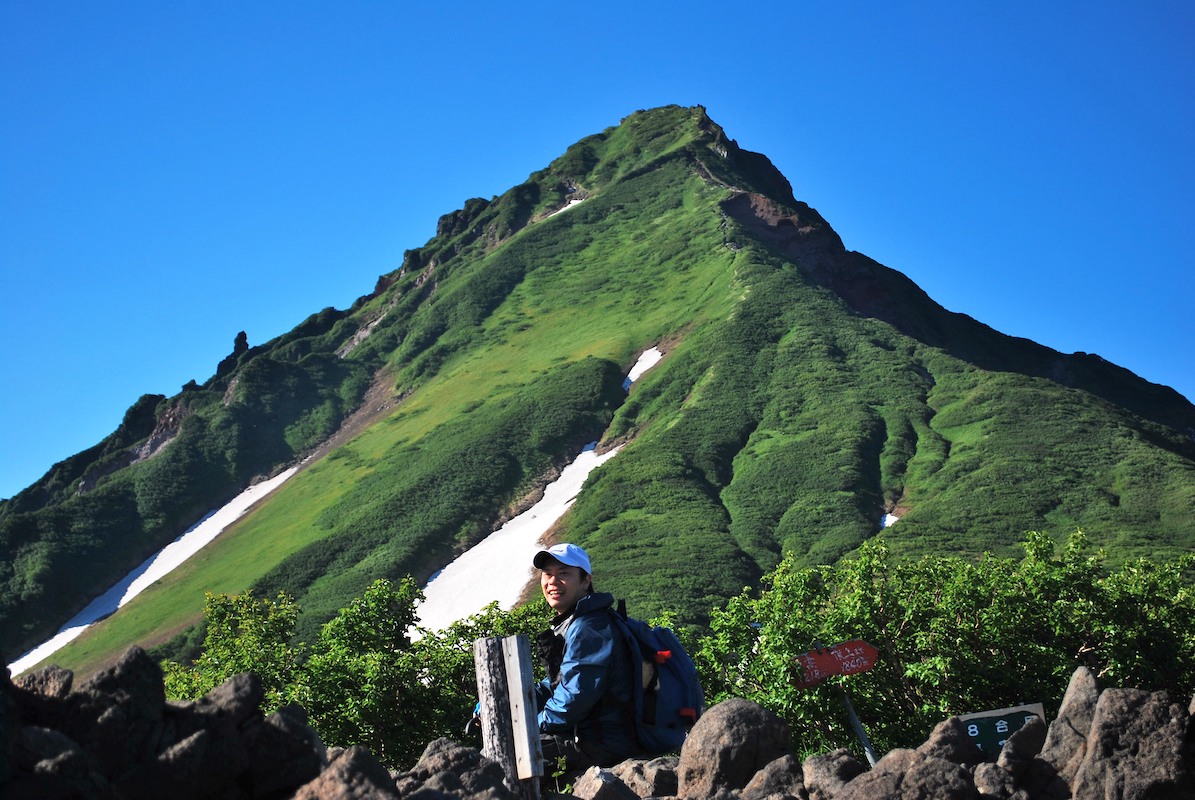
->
474 635 543 800
794 639 881 766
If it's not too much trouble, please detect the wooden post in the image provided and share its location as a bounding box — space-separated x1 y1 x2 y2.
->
474 635 542 800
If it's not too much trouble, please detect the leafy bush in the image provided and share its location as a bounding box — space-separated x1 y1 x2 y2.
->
163 578 551 769
694 531 1195 758
162 590 302 710
164 533 1193 769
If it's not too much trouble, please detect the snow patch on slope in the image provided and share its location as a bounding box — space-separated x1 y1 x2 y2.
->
9 467 298 675
415 346 664 634
414 443 620 635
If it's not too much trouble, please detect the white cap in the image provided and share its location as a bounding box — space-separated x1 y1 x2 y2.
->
533 543 592 574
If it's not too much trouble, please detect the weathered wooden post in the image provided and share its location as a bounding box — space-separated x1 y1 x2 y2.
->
473 635 543 800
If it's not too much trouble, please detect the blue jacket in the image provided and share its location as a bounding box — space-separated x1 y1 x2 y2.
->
536 592 637 759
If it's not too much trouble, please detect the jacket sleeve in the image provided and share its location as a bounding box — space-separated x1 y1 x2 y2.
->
537 615 615 732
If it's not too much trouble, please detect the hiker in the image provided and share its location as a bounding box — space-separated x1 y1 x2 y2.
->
532 542 642 775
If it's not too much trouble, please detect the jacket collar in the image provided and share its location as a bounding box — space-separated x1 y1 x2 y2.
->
550 591 615 627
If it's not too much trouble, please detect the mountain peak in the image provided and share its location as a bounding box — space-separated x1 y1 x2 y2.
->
4 107 1192 674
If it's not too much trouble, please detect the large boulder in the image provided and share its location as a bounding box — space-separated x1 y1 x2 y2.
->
834 747 979 800
392 737 513 800
801 748 865 800
914 717 983 767
3 647 400 799
740 753 806 800
678 698 792 798
609 755 679 798
1070 687 1194 800
293 745 399 800
572 767 642 800
1037 665 1099 783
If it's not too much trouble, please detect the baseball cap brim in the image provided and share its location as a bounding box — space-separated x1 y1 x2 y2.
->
533 542 592 574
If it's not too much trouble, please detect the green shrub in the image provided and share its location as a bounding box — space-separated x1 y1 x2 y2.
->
694 531 1195 758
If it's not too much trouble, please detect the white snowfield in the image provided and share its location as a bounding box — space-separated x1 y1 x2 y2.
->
8 347 666 674
413 444 621 636
8 467 298 675
414 346 666 634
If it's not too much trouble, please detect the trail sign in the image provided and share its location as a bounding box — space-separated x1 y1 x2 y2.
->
793 639 879 688
958 703 1045 759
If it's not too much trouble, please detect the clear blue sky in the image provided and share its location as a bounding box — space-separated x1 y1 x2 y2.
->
2 2 1192 499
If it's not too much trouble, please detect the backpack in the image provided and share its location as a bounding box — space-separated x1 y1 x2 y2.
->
608 601 705 755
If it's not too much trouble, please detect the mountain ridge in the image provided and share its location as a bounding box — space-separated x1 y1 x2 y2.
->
3 105 1192 673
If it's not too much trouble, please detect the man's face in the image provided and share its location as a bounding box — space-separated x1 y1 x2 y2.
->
540 560 589 613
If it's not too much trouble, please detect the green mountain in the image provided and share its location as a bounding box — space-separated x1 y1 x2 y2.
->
3 105 1193 672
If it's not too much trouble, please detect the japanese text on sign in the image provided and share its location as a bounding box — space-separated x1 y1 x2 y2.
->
793 639 879 688
958 703 1046 758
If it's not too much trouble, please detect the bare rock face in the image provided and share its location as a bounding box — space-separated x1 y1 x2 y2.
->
677 697 792 799
1070 687 1194 800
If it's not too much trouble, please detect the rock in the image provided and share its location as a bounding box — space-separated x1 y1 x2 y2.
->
4 646 1193 800
8 722 110 799
244 704 327 797
393 737 513 800
833 769 901 800
1016 757 1069 800
14 664 74 699
50 647 167 781
17 725 89 772
836 752 977 800
972 761 1016 798
3 647 406 799
175 670 265 740
678 698 792 798
573 766 642 800
995 715 1045 779
871 748 922 776
78 647 163 707
114 727 250 800
610 755 679 798
1070 687 1194 799
740 752 806 800
1038 665 1098 782
293 744 399 799
901 755 978 799
915 717 983 766
802 748 866 800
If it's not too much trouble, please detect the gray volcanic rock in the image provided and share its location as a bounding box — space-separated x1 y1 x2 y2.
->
2 648 1193 800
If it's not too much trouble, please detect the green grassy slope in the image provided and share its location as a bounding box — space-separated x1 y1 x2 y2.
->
5 105 1193 674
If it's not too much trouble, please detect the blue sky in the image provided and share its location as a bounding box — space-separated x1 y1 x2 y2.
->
2 2 1192 499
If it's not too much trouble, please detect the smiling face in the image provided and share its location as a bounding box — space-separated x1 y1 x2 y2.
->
539 558 592 614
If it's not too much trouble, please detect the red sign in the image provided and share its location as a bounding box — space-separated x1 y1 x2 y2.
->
793 639 879 688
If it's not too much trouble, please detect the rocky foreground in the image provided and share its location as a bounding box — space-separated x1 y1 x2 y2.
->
3 647 1192 799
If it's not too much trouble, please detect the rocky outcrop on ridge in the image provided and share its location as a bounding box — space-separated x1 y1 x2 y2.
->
3 650 1192 800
